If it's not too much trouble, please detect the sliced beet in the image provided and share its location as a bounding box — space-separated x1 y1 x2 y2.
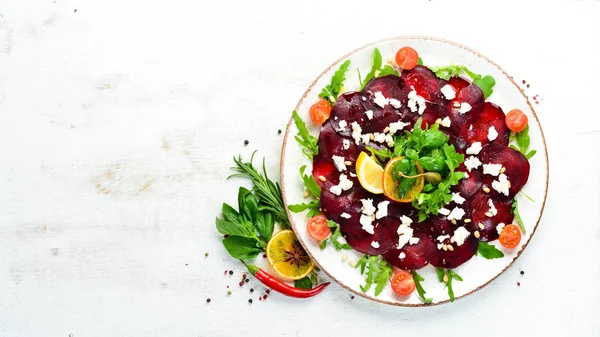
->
430 234 479 269
312 121 359 188
329 92 368 137
400 66 445 102
447 76 470 92
466 192 513 242
361 104 404 134
320 188 368 223
456 167 483 199
340 212 399 255
478 143 530 198
383 231 436 270
461 102 510 146
362 75 407 104
446 83 484 135
415 216 454 237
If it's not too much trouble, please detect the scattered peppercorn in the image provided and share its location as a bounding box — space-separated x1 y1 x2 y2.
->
517 282 521 286
242 274 246 278
250 288 254 293
227 291 232 295
248 299 253 304
520 271 524 275
204 253 209 257
262 254 267 258
265 289 270 294
206 298 211 303
229 270 233 275
263 295 267 300
278 129 282 134
522 80 526 85
244 140 249 145
74 9 77 12
526 84 530 88
350 295 355 300
245 279 249 283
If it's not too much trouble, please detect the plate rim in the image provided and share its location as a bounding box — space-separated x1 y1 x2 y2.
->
279 35 549 306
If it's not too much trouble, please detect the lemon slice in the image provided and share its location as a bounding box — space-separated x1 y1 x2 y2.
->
355 152 384 194
266 230 314 281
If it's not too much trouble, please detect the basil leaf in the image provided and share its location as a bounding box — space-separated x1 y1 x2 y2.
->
215 218 252 238
418 156 445 172
477 241 505 259
294 276 313 290
254 211 274 242
222 236 263 259
241 189 259 223
422 129 447 149
222 203 239 222
405 149 419 160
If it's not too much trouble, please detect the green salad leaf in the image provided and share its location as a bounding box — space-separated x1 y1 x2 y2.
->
477 241 505 259
411 270 432 304
320 220 352 251
355 255 393 296
360 48 399 89
428 64 495 98
289 165 321 217
510 126 536 160
436 268 463 302
292 111 319 160
511 198 526 233
319 60 351 105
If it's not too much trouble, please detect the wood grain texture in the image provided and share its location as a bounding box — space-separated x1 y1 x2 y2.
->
0 0 599 336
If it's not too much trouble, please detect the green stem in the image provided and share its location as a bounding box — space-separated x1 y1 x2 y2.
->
243 263 259 276
519 190 535 202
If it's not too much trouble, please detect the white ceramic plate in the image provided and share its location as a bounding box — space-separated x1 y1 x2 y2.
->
280 37 548 306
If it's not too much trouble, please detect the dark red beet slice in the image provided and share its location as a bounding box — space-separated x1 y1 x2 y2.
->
384 231 436 270
446 83 485 135
478 143 530 198
430 234 479 269
362 104 404 134
447 76 470 92
414 216 454 237
340 210 399 255
461 102 510 146
456 166 482 199
361 76 416 129
400 66 445 102
312 121 360 189
329 92 368 137
320 188 367 223
466 192 513 242
362 75 407 104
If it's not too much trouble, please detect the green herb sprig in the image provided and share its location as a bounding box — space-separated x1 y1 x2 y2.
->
511 198 526 233
320 220 351 251
411 270 432 304
319 60 351 105
436 268 463 302
359 48 399 89
477 241 505 259
355 255 393 296
292 111 319 160
510 126 536 160
429 64 496 98
288 165 321 217
230 152 290 229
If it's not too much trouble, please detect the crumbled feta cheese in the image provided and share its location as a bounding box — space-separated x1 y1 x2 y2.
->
469 124 473 131
488 199 498 217
437 234 450 243
360 199 376 216
447 207 466 221
341 212 352 219
492 173 510 196
361 134 371 145
483 163 503 176
464 156 482 172
487 126 498 141
451 192 466 205
365 110 374 120
337 120 348 132
373 132 386 143
342 139 350 150
399 252 406 260
339 174 353 191
464 172 469 178
397 224 418 249
466 142 482 155
440 84 456 100
332 155 347 172
360 214 374 234
438 208 451 216
375 201 390 220
452 226 471 246
408 88 426 115
388 121 410 134
389 98 401 109
441 116 451 128
385 135 394 147
373 91 388 108
400 215 413 226
351 122 362 145
496 222 506 235
329 185 342 196
361 96 366 101
459 102 472 114
371 241 380 249
349 172 357 177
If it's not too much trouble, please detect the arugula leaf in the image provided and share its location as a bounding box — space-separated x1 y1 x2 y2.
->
477 241 505 259
319 60 351 104
294 276 313 290
299 165 321 198
435 267 445 282
511 126 537 161
291 111 319 160
511 198 526 233
289 165 321 216
366 146 392 166
525 150 537 160
417 156 445 172
411 270 432 304
417 57 423 66
392 158 417 197
437 269 463 302
428 64 495 98
442 143 464 173
321 220 351 251
379 64 399 77
288 200 321 217
362 48 383 88
355 255 393 296
222 236 264 259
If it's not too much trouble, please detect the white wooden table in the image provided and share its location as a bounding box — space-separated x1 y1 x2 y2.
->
1 0 599 336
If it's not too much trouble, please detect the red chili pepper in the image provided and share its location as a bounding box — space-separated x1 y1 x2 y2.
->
244 264 330 298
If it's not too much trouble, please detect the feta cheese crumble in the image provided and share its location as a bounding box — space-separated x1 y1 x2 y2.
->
360 199 376 216
373 132 387 143
332 155 347 172
441 84 456 100
451 192 466 205
351 122 362 145
371 241 380 249
337 120 348 132
389 98 402 109
341 212 352 219
400 215 413 226
452 226 471 246
359 214 374 234
487 199 498 217
441 116 451 128
496 222 506 235
464 156 482 171
375 201 390 220
399 252 406 260
466 142 482 155
365 110 374 120
343 139 350 150
373 91 388 108
487 126 498 141
388 121 409 134
447 207 466 221
483 163 503 176
329 174 353 196
397 224 420 249
492 173 510 196
438 207 451 216
458 102 472 114
408 88 426 115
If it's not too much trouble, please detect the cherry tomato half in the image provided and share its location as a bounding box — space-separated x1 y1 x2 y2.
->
395 47 419 70
307 214 330 241
499 224 521 249
391 270 416 296
309 99 332 125
505 109 528 132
